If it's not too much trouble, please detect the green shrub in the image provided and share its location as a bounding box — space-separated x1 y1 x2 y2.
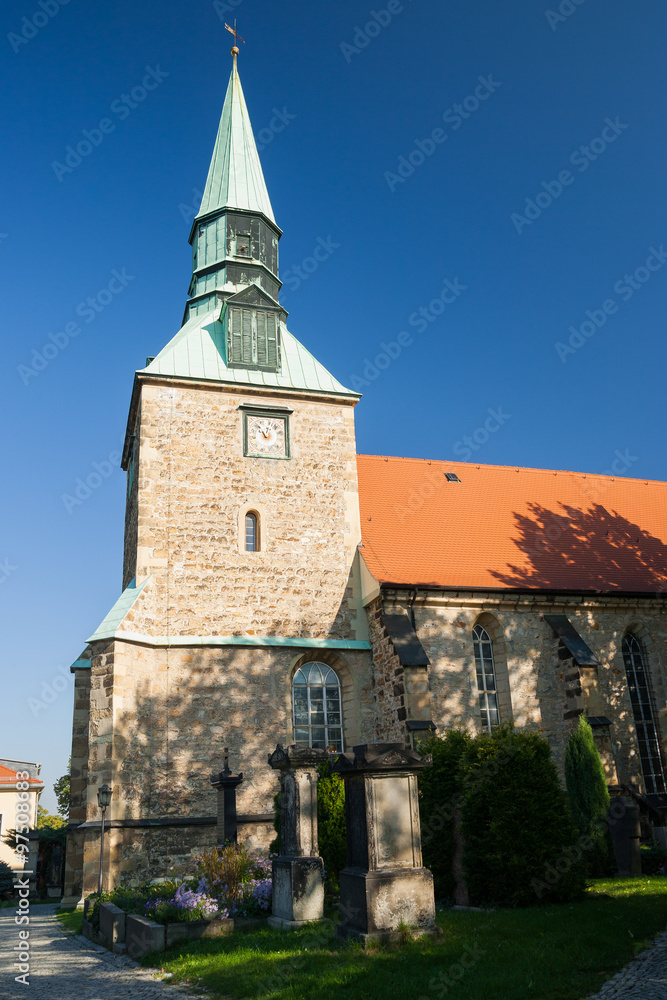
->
317 756 346 890
564 716 613 876
460 726 587 907
641 843 667 875
0 861 15 899
417 729 471 900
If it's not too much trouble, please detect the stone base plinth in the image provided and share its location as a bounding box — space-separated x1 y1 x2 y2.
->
271 856 324 926
336 866 435 942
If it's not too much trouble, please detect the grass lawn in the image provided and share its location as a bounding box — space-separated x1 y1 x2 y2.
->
56 909 84 934
140 878 667 1000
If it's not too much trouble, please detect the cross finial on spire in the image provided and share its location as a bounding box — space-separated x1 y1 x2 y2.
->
225 20 245 60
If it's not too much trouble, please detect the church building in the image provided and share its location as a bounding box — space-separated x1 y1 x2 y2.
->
63 49 667 903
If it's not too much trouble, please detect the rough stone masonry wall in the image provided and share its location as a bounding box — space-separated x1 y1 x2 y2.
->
122 381 365 640
366 597 406 742
76 638 374 890
384 590 667 785
63 666 91 902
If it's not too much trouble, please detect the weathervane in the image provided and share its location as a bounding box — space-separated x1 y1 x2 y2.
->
225 20 246 58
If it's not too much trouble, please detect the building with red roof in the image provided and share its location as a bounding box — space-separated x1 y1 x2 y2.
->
63 53 667 904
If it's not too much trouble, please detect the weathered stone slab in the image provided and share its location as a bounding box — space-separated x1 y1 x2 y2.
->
126 914 165 958
337 867 436 943
99 901 126 946
268 857 324 928
81 917 94 940
165 917 234 948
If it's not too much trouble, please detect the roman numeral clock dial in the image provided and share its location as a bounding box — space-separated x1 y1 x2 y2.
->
244 412 289 458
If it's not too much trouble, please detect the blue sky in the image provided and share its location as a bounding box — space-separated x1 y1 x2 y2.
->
1 0 665 811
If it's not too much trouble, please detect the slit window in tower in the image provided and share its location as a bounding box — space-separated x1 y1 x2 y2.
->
245 511 259 552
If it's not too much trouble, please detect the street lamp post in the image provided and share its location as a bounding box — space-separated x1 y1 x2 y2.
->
97 784 112 895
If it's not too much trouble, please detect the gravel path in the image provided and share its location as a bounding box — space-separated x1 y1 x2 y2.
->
0 903 205 1000
586 931 667 999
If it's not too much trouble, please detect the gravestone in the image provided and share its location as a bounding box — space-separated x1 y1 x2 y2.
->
332 742 436 943
267 744 327 929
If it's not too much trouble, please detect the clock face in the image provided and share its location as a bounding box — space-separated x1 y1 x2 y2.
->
245 414 288 458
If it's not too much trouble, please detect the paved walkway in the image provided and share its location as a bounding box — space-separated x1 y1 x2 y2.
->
587 931 667 999
0 903 205 1000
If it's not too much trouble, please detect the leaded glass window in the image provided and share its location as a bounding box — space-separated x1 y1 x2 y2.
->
292 662 343 752
622 634 665 794
473 624 500 732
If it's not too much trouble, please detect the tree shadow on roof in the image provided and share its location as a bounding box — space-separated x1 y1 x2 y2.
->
490 502 667 593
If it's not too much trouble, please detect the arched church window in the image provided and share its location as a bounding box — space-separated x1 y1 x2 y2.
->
472 624 500 732
622 633 665 793
245 511 259 552
292 662 343 752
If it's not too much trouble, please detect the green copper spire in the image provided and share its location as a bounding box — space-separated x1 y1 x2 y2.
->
196 52 275 223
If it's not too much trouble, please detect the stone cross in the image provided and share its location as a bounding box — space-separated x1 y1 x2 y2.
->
210 748 243 845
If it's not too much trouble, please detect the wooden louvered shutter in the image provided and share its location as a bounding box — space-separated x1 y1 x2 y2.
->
266 313 278 369
255 310 267 366
241 308 253 364
228 307 243 364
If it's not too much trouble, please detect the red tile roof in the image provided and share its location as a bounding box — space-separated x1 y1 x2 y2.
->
0 764 42 785
357 455 667 593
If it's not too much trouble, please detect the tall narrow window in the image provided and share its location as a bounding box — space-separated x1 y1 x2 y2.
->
292 662 343 752
245 511 258 552
473 624 500 732
622 634 665 793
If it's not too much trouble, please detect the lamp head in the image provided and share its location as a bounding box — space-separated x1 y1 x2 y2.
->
97 784 112 809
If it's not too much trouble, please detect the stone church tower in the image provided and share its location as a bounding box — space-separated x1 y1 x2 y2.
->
63 51 374 903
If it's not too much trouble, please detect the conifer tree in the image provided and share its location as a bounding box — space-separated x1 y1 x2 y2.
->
565 714 612 875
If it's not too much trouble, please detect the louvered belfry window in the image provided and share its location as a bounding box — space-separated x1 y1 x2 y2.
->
622 634 666 794
227 306 279 371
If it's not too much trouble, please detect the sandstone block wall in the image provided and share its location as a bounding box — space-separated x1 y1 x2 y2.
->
377 589 666 787
68 638 374 892
122 381 366 640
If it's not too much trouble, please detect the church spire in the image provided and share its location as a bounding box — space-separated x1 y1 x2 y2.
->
196 44 275 224
185 42 281 324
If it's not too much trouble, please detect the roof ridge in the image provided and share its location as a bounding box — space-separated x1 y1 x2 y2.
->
356 454 664 487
